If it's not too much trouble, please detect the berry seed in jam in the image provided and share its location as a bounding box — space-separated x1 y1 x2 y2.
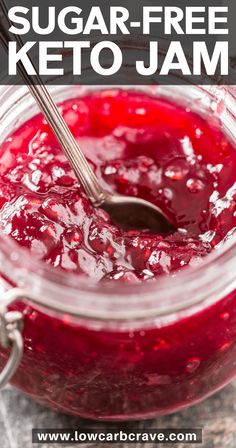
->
0 89 236 282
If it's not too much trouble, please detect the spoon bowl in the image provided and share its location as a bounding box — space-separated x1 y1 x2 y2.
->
102 193 175 233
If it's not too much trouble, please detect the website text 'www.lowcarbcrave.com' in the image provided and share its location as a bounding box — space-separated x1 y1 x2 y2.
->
32 428 203 444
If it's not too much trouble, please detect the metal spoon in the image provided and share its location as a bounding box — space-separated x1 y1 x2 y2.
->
0 3 175 233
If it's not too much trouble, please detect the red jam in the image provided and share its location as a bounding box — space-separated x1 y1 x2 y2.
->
1 89 236 420
0 89 236 282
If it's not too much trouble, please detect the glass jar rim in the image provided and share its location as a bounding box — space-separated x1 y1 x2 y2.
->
0 81 236 323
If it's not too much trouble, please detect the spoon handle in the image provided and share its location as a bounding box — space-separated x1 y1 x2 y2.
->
0 0 107 206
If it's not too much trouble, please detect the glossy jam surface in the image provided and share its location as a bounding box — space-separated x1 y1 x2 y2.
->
1 90 236 282
1 89 236 421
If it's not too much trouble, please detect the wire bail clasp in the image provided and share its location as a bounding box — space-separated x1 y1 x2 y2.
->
0 294 24 389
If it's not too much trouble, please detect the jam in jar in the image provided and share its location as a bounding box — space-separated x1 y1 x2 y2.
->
0 87 236 419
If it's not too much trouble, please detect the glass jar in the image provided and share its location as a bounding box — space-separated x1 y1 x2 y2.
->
1 80 236 421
